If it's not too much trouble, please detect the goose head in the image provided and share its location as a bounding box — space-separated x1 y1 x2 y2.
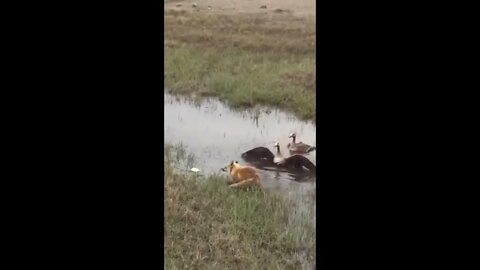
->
274 142 280 153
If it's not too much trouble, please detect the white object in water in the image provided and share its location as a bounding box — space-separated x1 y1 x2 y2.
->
190 168 201 173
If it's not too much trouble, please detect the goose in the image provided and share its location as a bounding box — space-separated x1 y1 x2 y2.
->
274 142 316 172
287 133 316 154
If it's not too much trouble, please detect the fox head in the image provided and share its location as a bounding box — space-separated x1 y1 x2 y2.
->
221 160 239 173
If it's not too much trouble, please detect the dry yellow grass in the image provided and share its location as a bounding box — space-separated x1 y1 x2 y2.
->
164 10 315 54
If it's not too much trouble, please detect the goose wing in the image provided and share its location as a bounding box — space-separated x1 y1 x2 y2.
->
284 155 316 171
241 147 274 162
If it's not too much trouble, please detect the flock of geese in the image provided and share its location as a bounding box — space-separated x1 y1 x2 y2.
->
240 133 316 173
221 133 316 188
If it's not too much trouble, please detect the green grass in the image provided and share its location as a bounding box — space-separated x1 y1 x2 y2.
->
164 10 316 121
164 143 316 269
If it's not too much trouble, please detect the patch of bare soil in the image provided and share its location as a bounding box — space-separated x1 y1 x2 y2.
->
165 0 316 19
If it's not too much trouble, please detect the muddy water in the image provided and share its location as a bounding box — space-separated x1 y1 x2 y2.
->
165 93 316 268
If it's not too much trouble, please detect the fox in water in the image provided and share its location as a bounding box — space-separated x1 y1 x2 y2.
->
221 161 261 188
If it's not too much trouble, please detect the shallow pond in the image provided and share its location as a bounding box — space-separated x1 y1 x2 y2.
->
164 93 317 269
164 93 316 186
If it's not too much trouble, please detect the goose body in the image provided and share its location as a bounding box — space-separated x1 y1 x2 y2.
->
287 133 316 154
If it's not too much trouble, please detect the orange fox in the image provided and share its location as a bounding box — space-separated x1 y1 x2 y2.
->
221 161 261 188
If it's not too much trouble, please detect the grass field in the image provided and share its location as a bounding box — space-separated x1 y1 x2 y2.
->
164 9 316 121
164 143 316 269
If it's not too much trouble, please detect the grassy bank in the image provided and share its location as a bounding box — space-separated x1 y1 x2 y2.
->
164 9 316 121
164 143 315 269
